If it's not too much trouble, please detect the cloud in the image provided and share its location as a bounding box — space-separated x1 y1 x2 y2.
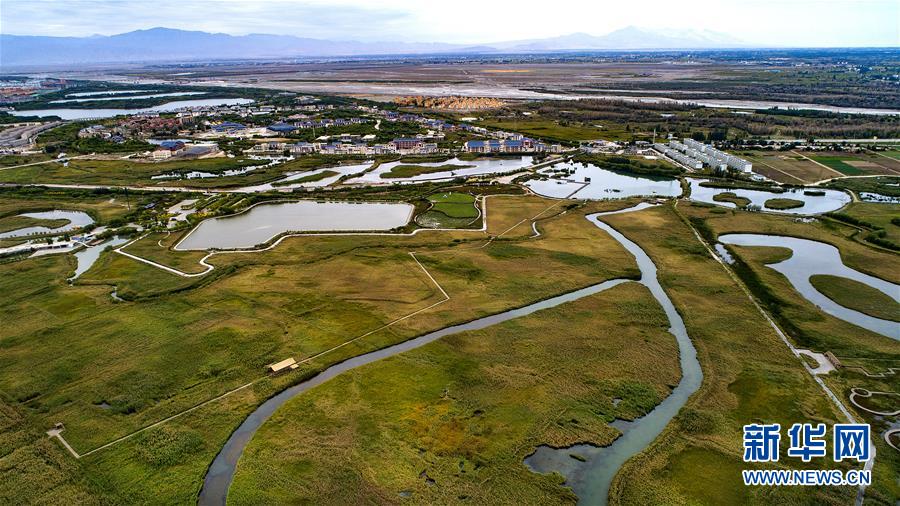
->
1 0 898 47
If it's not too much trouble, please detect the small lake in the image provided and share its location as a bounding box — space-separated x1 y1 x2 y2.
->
0 210 94 239
10 98 254 120
347 156 534 184
175 200 414 250
50 92 206 104
525 162 682 200
523 203 702 504
688 179 850 215
719 233 900 340
70 236 129 280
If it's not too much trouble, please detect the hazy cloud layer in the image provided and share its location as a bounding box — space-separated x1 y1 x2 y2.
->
2 0 899 47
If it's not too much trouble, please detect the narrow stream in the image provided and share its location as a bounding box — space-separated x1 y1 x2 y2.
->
198 202 702 505
199 278 631 505
524 203 702 504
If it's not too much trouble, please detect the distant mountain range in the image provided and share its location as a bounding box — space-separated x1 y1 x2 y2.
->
0 26 749 67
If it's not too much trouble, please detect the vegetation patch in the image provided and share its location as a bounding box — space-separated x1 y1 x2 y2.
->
712 192 751 208
763 198 804 210
809 274 900 322
811 156 866 176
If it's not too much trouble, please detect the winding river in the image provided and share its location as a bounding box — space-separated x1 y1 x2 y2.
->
198 202 701 505
524 203 702 504
719 233 900 340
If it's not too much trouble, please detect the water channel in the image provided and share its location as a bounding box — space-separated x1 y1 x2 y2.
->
719 233 900 340
0 210 94 239
69 236 129 280
687 179 851 215
524 203 702 504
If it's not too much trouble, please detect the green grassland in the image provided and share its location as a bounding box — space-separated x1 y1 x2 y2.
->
0 153 54 168
417 192 480 229
809 275 900 322
840 202 900 244
811 156 865 176
474 117 620 144
0 194 641 504
229 282 679 504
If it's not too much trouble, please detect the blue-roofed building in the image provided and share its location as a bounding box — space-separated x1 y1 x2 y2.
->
212 121 246 133
267 122 297 133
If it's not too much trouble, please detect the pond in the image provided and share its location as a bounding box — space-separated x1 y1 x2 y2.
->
70 236 129 280
525 162 682 200
175 200 414 250
0 210 94 239
687 179 850 215
719 233 900 340
347 156 534 184
10 98 254 120
523 203 702 504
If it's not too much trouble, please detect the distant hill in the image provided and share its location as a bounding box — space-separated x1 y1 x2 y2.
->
495 27 747 51
0 26 748 67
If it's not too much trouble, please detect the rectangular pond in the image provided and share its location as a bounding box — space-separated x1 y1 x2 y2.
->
175 200 414 250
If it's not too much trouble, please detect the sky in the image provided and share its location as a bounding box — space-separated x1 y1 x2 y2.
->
1 0 898 47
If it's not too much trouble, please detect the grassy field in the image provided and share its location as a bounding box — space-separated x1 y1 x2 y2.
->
763 197 804 210
809 275 900 322
811 152 900 178
840 202 900 244
474 117 623 143
0 153 53 168
416 192 480 229
229 282 679 504
0 193 641 504
738 150 900 184
380 163 475 179
600 204 875 505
